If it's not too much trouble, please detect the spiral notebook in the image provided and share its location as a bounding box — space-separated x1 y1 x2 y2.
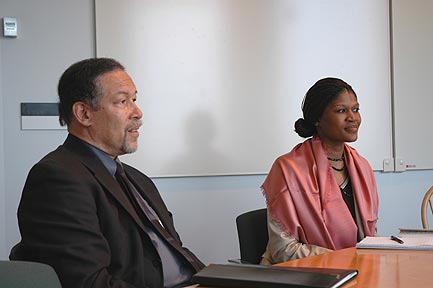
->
192 263 358 288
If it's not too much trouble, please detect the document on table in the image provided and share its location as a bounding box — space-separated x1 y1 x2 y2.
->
356 236 433 250
398 228 433 238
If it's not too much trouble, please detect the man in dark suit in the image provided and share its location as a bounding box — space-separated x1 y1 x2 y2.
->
10 58 204 288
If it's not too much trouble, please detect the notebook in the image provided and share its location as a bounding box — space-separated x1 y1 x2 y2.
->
192 263 358 288
356 236 433 250
398 228 433 238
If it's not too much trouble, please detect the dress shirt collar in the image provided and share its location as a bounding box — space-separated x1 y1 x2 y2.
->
80 140 117 178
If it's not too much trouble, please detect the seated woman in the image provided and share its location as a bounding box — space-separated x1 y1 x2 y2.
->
260 77 379 264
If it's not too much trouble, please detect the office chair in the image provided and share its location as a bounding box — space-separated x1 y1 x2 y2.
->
0 260 62 288
421 186 433 229
235 208 268 264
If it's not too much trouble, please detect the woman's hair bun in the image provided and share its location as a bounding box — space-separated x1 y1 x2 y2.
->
294 118 315 138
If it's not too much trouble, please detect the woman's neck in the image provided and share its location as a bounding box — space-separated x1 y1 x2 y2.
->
323 142 345 159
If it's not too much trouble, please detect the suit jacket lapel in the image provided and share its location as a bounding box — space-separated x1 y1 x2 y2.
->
62 134 148 232
62 134 205 272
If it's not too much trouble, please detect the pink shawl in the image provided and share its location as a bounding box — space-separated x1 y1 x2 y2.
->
262 136 379 250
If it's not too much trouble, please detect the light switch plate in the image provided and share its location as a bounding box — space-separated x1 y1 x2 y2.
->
3 17 17 37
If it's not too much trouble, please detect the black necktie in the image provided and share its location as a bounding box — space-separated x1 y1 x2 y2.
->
114 159 204 272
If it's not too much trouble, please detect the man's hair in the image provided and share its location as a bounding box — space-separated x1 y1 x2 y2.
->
57 58 125 126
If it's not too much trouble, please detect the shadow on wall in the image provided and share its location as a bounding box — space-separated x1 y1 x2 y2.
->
164 109 230 176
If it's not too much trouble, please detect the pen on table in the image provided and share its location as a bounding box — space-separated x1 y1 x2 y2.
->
390 235 404 244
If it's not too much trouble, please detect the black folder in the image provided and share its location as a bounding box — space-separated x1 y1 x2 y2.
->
192 264 358 288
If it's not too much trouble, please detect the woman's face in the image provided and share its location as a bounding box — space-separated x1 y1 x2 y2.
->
315 90 361 147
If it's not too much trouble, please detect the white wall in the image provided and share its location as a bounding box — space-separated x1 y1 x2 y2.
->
0 0 94 258
1 0 433 265
0 2 6 258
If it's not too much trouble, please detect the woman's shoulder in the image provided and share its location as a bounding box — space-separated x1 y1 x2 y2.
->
273 138 314 165
344 143 367 159
344 143 373 169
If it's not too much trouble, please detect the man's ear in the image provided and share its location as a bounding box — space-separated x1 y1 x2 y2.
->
72 101 93 127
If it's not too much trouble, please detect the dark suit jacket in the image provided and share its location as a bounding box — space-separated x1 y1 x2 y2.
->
10 134 204 288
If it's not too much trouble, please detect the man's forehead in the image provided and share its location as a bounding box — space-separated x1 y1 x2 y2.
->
96 70 135 89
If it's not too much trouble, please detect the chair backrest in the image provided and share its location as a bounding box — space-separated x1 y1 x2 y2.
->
235 208 268 264
421 186 433 229
0 260 62 288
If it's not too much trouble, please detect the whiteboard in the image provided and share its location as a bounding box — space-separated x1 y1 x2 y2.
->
392 0 433 171
95 0 393 177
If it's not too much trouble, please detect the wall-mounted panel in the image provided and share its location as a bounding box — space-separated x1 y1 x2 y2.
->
392 0 433 171
96 0 392 177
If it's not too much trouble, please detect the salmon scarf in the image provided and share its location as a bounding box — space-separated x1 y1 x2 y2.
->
262 136 378 250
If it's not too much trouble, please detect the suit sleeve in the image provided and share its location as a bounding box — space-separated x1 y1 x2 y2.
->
17 160 143 288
